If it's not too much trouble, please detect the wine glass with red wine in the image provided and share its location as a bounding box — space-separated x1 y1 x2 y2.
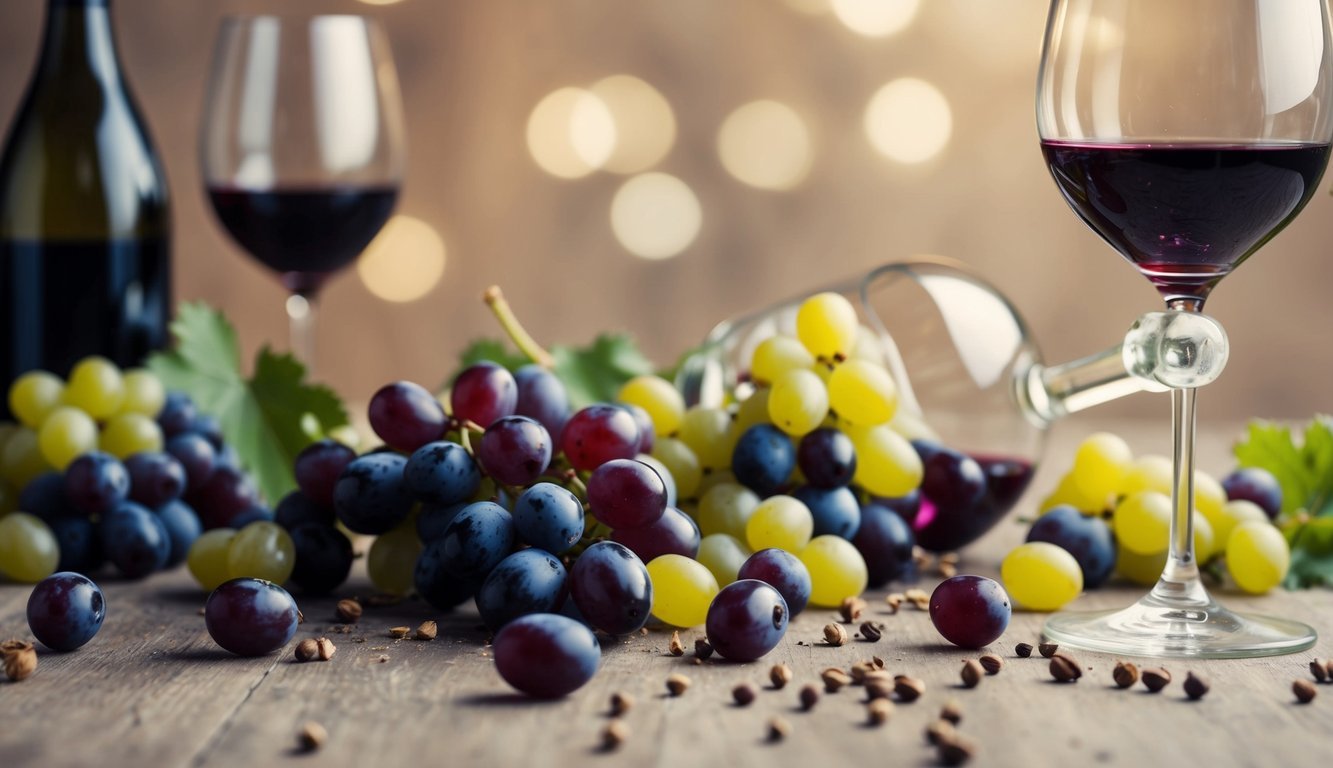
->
200 15 405 368
1038 0 1333 657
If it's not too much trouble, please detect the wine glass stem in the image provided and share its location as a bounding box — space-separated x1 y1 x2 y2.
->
286 292 317 374
1152 301 1205 604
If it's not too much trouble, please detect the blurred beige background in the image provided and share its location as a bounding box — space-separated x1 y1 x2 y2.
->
2 0 1331 429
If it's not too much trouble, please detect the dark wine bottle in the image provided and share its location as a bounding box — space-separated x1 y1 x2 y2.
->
0 0 171 396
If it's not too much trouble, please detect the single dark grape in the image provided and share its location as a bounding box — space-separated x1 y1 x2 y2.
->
929 575 1011 649
560 404 641 472
512 482 584 555
638 453 678 509
48 516 103 574
293 439 357 508
477 416 553 488
451 362 518 428
567 541 651 635
368 380 447 452
1222 467 1283 520
204 578 300 657
705 579 789 662
1026 505 1116 589
731 424 795 497
229 504 275 529
157 391 197 438
792 485 861 539
155 499 203 567
188 465 260 530
438 501 515 579
736 548 812 616
27 572 105 652
100 502 171 579
191 413 225 450
917 443 987 510
514 364 570 442
20 471 75 520
274 490 334 531
797 428 857 488
871 490 921 524
416 502 468 543
619 402 656 454
853 502 916 588
492 613 600 698
611 506 700 563
124 452 187 508
166 432 218 490
586 458 667 530
414 538 482 611
64 452 130 516
475 549 569 631
404 441 481 506
288 523 354 594
333 452 413 535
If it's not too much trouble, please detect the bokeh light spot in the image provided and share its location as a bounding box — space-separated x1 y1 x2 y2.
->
591 75 677 174
527 88 616 178
831 0 920 37
717 100 813 190
357 215 447 302
610 173 702 260
863 78 952 164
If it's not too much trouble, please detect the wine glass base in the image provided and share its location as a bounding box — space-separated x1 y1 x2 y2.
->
1043 591 1316 659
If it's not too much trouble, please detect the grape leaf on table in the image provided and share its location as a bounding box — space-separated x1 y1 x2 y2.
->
455 334 655 409
147 302 349 504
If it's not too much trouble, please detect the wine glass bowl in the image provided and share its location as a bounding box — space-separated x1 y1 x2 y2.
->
1037 0 1333 657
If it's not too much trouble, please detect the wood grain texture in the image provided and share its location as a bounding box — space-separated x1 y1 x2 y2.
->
1 418 1331 768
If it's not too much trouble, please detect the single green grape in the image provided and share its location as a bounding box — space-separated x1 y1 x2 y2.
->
1226 521 1289 594
696 469 739 499
846 424 922 498
799 535 867 608
1112 491 1172 555
645 553 719 627
650 437 702 499
697 482 761 539
188 529 238 591
745 495 813 553
827 359 897 427
9 371 64 429
227 521 297 584
99 413 164 459
1193 470 1226 527
695 533 751 587
1192 511 1216 562
1039 472 1105 515
733 388 772 434
767 369 828 437
63 356 126 420
1115 546 1167 586
678 406 737 470
1119 454 1173 496
0 512 60 582
37 406 99 470
617 375 685 437
1071 432 1133 504
1 427 53 489
1001 541 1083 612
1213 500 1269 552
368 520 423 596
795 292 858 360
118 368 167 417
750 335 814 385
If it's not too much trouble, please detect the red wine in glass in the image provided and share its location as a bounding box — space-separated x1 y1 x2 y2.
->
1040 141 1332 304
207 185 399 296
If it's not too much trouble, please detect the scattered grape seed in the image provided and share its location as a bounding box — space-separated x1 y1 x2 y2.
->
1049 654 1082 682
937 732 978 766
315 638 336 661
767 716 791 742
960 659 984 688
823 623 848 647
601 720 630 751
669 631 685 657
298 721 327 752
609 691 634 717
1310 659 1329 683
821 667 852 692
1113 661 1139 689
1184 671 1209 700
859 621 883 642
840 596 867 622
1 640 37 682
894 675 926 702
334 599 362 623
1038 642 1059 658
926 719 957 746
770 663 793 689
1142 668 1172 692
388 626 410 639
886 593 904 614
414 621 437 641
1294 679 1318 703
732 682 757 706
666 673 691 696
867 697 893 725
940 699 963 725
1015 642 1033 658
694 637 714 660
295 638 319 662
799 684 820 710
978 654 1003 675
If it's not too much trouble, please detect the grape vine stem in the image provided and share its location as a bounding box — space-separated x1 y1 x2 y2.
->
483 286 555 369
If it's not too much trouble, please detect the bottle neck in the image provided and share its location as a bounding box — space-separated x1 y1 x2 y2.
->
37 0 121 87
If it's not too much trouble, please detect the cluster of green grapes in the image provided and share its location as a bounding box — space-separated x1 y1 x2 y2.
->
1002 432 1289 612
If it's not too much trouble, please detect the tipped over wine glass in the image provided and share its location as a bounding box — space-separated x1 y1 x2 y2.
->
1037 0 1333 657
200 14 405 370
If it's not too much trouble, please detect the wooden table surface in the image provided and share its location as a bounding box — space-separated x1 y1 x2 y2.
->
1 417 1331 768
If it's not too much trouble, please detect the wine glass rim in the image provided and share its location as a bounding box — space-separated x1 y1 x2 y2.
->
218 13 385 26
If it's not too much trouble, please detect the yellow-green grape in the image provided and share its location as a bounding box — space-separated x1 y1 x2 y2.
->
678 406 737 470
618 375 685 437
63 355 125 420
849 325 886 366
734 388 772 434
8 371 64 428
750 335 814 385
1116 546 1167 586
745 495 814 552
767 369 828 436
697 469 739 498
1119 454 1173 496
99 413 164 459
0 512 59 582
846 424 922 498
799 535 868 608
1039 472 1105 515
646 553 719 627
1214 500 1269 552
1 427 52 488
651 437 703 499
37 406 99 470
1001 542 1083 611
1071 432 1133 505
827 359 898 427
118 369 167 417
227 521 297 584
1226 520 1290 594
795 292 858 360
188 529 238 591
698 482 761 538
1112 491 1172 555
812 360 835 387
367 521 423 596
696 533 751 586
887 407 939 443
1192 511 1215 562
1193 470 1226 527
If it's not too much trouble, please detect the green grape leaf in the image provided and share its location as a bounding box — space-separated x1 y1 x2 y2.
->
1233 417 1333 517
147 302 349 504
551 334 656 409
1283 517 1333 589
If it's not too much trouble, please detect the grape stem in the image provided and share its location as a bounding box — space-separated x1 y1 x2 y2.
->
452 418 486 455
483 286 555 369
